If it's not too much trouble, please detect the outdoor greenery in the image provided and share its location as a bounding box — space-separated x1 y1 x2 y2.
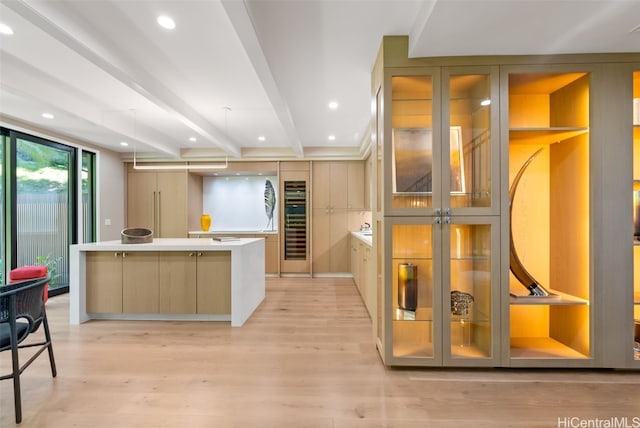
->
17 139 69 193
36 253 63 286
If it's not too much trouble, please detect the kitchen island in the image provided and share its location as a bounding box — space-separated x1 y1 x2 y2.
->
69 238 265 327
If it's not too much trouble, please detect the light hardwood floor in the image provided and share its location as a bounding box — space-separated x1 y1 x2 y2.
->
1 277 639 427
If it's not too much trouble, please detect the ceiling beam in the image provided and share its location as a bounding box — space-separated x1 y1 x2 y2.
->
5 0 241 157
221 0 304 158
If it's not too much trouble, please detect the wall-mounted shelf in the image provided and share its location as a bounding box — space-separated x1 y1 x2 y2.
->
509 289 589 305
509 128 588 145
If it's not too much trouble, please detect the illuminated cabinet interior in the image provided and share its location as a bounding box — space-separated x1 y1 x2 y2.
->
633 70 640 362
371 35 639 369
375 53 500 367
506 71 591 363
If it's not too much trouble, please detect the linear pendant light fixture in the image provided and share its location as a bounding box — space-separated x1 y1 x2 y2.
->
132 153 229 170
132 107 231 170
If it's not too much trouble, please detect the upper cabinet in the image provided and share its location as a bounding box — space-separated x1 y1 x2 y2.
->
386 68 499 216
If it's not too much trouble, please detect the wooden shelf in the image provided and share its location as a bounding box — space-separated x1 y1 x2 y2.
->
509 289 589 305
391 342 434 358
509 127 588 145
634 292 640 305
510 337 589 359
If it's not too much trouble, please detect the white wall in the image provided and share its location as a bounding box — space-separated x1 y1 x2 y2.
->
203 176 278 232
97 150 125 241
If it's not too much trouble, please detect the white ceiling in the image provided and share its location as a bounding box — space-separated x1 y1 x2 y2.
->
1 0 639 161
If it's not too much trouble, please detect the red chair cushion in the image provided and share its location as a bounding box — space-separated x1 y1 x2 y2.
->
10 266 49 303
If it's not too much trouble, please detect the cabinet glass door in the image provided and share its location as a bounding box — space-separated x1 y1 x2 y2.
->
444 69 498 213
390 222 440 363
445 219 497 363
389 71 441 213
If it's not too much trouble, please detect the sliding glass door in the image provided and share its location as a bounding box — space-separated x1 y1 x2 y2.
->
13 134 77 293
0 128 97 293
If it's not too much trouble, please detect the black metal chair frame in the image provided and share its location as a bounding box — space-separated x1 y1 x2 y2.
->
0 276 56 424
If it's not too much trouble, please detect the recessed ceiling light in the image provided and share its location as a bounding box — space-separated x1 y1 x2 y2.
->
258 135 266 142
0 23 14 35
328 135 336 141
41 113 54 119
157 15 176 30
328 101 339 110
120 141 129 147
189 136 197 142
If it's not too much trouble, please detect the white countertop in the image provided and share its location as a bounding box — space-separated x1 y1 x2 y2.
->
73 237 263 251
188 230 278 235
351 231 372 246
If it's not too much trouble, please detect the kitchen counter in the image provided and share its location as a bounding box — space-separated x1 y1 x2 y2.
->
69 238 265 327
188 230 278 237
351 231 373 246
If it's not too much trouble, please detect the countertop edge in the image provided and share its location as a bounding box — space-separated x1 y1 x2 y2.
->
72 237 263 251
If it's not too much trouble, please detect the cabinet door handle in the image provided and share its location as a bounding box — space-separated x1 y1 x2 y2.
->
158 191 162 236
189 252 195 257
122 252 127 258
198 252 203 257
153 191 158 233
114 252 120 257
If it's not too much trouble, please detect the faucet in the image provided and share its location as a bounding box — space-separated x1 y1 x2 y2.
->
360 222 371 231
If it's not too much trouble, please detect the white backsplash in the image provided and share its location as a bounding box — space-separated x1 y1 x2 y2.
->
203 175 278 232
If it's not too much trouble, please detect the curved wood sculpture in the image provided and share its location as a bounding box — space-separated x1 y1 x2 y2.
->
509 148 550 297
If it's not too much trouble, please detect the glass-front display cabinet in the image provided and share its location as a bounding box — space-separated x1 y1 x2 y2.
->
384 217 499 366
377 63 500 366
632 70 640 363
504 68 592 366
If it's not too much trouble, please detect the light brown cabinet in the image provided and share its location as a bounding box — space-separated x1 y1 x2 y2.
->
255 234 279 274
86 250 230 315
158 252 197 314
127 169 202 238
86 251 159 314
86 252 123 313
196 251 231 315
312 161 365 274
351 236 373 317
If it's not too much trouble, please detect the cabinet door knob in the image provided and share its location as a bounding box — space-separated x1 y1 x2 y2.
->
198 252 203 257
189 252 195 257
114 252 120 257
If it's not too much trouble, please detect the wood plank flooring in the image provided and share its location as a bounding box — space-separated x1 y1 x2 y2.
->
2 277 639 427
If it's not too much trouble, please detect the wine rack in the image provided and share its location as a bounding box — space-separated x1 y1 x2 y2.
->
284 180 307 260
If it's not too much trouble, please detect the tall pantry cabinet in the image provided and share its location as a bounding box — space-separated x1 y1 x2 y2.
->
371 35 640 368
312 161 365 274
126 166 202 238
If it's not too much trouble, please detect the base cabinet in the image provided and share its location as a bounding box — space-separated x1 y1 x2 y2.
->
350 235 373 317
196 251 231 314
87 251 230 316
86 252 123 313
122 252 160 313
159 252 197 314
